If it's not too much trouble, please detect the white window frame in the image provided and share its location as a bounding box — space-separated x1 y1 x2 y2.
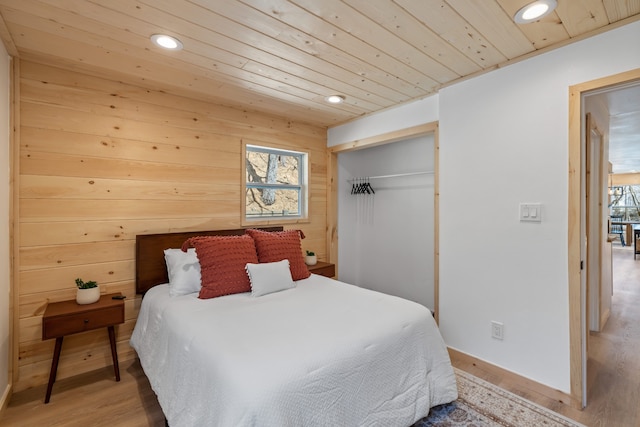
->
242 142 309 225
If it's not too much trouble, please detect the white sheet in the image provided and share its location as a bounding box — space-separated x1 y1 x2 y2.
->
130 274 457 426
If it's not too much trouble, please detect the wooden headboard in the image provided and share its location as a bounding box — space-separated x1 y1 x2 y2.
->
135 227 283 294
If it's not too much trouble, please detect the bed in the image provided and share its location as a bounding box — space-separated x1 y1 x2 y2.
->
130 228 457 426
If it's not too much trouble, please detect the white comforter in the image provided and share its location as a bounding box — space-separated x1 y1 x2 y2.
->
130 274 457 427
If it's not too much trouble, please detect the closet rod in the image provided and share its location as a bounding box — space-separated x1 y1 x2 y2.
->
348 171 433 182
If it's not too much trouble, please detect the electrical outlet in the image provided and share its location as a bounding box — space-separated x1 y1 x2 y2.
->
491 321 504 340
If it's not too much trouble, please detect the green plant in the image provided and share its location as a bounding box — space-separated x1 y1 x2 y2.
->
75 278 98 289
306 250 315 256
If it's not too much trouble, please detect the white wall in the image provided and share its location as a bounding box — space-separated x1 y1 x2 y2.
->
337 136 435 309
328 20 640 393
328 95 438 146
0 44 10 404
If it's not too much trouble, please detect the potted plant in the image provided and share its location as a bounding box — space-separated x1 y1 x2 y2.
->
75 278 100 305
305 250 317 266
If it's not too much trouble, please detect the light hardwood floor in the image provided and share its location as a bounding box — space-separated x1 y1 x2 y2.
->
1 246 638 426
0 358 165 427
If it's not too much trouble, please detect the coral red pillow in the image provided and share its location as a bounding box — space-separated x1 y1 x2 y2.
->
245 229 310 281
181 235 258 299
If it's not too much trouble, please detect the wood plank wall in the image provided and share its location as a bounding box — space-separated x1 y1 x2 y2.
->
15 59 328 392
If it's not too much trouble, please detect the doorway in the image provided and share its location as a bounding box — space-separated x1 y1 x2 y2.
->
569 68 640 408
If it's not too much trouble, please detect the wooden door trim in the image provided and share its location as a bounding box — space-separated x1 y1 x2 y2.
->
568 67 640 407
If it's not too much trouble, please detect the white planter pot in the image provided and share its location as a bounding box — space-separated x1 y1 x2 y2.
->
76 286 100 305
305 255 317 266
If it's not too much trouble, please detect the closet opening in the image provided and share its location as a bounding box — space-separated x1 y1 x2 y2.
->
327 122 440 320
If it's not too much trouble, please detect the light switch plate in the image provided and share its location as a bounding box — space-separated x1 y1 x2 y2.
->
520 203 541 222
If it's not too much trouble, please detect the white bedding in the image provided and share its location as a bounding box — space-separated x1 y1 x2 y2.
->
130 274 457 427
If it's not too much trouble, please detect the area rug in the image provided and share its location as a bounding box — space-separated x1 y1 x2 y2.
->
414 369 585 427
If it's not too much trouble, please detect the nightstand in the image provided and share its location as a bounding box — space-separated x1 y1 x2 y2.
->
308 261 335 278
42 293 125 403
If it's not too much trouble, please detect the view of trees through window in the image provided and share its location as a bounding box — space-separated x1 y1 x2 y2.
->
245 145 306 219
610 185 640 221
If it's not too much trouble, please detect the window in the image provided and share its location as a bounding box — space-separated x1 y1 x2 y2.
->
244 144 308 222
610 185 640 221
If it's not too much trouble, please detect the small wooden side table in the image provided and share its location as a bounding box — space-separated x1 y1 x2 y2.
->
42 293 125 403
308 261 335 278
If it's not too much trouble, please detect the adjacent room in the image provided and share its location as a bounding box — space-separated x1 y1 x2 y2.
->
0 1 639 426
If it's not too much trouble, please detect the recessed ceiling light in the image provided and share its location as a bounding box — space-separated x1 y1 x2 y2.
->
514 0 557 24
150 34 183 50
325 95 345 104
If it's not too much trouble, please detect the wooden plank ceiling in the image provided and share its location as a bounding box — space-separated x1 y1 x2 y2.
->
0 0 638 127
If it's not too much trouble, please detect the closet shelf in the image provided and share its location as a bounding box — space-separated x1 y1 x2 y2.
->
347 171 433 182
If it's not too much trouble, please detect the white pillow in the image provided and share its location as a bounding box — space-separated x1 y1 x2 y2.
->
164 248 201 296
245 259 295 297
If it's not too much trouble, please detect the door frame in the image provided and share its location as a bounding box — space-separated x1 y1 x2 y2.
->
568 68 640 407
585 113 608 333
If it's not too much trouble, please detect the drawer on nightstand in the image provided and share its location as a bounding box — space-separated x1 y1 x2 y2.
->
43 306 124 339
308 261 335 278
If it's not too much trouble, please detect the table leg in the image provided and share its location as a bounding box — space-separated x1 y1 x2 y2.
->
107 325 120 381
45 336 63 404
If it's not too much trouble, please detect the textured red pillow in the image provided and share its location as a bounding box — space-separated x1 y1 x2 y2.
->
245 229 310 281
181 235 258 299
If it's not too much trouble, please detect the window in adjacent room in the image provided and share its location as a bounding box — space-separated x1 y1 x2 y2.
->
610 184 640 221
243 143 309 223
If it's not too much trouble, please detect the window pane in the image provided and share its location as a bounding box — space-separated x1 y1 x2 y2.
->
245 187 300 218
244 144 307 222
246 151 300 185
